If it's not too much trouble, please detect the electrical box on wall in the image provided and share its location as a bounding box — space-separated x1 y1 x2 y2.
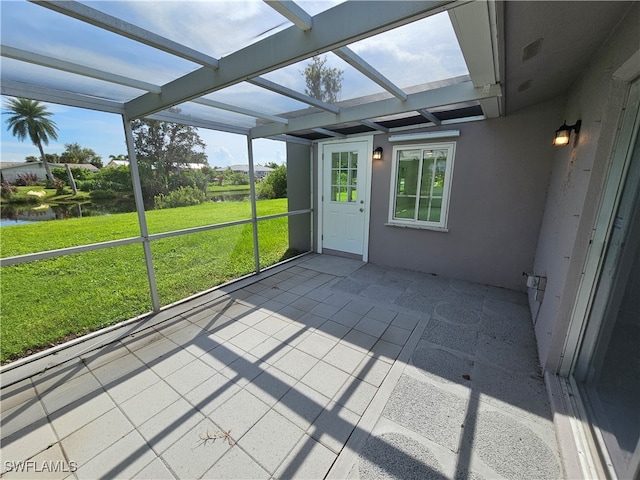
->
524 273 547 301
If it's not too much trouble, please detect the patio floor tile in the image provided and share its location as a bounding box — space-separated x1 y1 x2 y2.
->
49 390 116 439
295 332 338 359
244 366 296 407
35 366 98 414
133 458 176 480
75 429 157 479
220 353 265 387
310 401 361 454
334 377 378 416
239 409 305 474
208 388 270 442
274 435 337 479
254 316 291 336
119 380 180 427
60 408 134 465
202 446 270 479
161 417 232 479
301 360 351 399
314 319 351 341
273 348 318 380
1 401 56 470
273 381 331 431
340 329 379 353
91 353 162 404
185 372 241 416
164 358 217 396
1 254 560 480
137 397 205 455
249 336 293 365
3 443 70 480
354 356 393 387
324 342 368 375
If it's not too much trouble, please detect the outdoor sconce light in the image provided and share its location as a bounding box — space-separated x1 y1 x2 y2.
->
553 120 581 146
373 147 383 161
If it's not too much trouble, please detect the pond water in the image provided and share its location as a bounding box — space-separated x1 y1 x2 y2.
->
0 192 250 226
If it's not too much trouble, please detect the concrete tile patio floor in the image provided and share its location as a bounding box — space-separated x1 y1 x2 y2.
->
1 254 562 479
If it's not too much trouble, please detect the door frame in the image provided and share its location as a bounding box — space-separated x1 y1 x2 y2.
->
317 135 374 261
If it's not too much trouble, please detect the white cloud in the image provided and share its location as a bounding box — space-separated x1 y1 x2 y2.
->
208 145 237 168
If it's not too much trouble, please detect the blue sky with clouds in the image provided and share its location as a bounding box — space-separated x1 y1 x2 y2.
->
1 0 466 167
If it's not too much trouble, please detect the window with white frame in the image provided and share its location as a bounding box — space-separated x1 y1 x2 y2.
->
388 143 456 230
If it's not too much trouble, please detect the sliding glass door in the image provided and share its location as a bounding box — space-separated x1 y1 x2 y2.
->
573 85 640 479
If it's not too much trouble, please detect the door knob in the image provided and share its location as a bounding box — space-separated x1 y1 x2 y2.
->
359 208 364 212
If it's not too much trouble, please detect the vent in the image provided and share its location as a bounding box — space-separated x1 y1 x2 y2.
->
522 38 543 61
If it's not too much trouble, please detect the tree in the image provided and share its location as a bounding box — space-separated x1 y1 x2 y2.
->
131 111 208 202
60 142 103 168
301 55 344 103
3 98 58 182
257 164 287 199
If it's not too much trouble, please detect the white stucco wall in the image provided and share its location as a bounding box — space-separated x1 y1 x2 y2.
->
530 3 640 372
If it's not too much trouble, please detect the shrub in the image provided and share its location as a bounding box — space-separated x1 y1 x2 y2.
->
52 167 94 183
167 170 209 193
1 182 18 199
257 165 287 199
154 185 206 209
14 173 40 186
53 178 67 195
78 166 132 193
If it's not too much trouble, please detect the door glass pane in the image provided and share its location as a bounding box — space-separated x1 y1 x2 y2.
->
330 151 358 203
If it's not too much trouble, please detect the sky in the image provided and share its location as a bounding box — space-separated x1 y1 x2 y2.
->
0 0 467 167
0 101 287 168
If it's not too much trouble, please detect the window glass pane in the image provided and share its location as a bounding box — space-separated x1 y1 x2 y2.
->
391 144 453 227
428 197 443 222
394 150 420 219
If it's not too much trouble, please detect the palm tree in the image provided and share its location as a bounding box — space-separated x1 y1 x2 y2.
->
3 98 59 182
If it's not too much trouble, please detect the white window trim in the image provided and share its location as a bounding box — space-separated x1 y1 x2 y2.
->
387 142 456 231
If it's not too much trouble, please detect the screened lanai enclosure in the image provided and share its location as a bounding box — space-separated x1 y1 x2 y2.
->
1 0 501 363
2 1 640 479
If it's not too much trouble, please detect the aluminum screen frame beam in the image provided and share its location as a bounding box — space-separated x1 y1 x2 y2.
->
334 47 408 101
124 0 457 120
1 45 162 94
250 81 501 138
248 77 341 114
264 0 313 31
0 80 126 115
32 0 220 69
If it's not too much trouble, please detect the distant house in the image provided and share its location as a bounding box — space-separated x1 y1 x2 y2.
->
0 162 98 183
106 159 129 168
106 160 206 171
227 164 274 180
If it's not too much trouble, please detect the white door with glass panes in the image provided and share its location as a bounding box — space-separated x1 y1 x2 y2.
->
321 140 371 256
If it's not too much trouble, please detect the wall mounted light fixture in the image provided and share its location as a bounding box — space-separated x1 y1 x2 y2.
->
553 120 581 146
373 146 383 161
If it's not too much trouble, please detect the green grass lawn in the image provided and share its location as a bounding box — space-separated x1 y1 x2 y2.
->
207 184 250 193
0 198 298 363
